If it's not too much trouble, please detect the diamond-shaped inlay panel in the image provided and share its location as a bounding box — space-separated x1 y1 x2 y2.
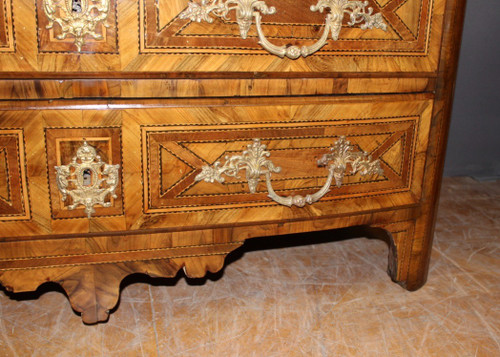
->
0 130 30 220
143 119 417 214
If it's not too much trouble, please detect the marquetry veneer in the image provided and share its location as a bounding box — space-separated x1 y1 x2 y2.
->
0 0 465 323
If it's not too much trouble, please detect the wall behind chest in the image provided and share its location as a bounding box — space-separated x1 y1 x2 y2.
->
444 0 500 179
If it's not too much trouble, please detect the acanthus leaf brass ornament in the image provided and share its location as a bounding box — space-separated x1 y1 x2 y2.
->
317 135 384 188
195 137 384 207
180 0 387 59
55 141 120 218
42 0 110 52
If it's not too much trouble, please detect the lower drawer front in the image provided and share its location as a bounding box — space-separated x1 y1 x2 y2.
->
0 95 432 236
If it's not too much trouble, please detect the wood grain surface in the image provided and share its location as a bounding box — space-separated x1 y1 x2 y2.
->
0 0 445 75
0 0 467 324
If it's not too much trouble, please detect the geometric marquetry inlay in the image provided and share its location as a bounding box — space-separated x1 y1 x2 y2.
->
380 134 407 176
160 145 195 197
0 0 15 52
375 0 391 6
143 117 420 214
0 148 10 202
141 0 433 55
396 0 424 39
0 130 31 220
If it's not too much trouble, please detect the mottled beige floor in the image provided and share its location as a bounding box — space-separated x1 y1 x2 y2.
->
0 177 499 356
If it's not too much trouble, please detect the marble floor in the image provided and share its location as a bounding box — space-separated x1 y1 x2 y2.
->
0 177 499 356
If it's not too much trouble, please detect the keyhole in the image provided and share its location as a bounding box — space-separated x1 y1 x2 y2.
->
72 0 82 12
82 169 92 186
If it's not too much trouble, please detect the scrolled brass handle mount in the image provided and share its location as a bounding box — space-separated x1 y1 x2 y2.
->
195 137 384 207
180 0 387 59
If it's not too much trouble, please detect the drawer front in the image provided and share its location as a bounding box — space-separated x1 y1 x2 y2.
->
0 95 432 236
137 0 442 72
0 0 445 74
143 120 415 212
131 96 432 230
0 110 125 236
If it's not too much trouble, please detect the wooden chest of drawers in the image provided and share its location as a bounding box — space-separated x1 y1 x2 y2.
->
0 0 465 323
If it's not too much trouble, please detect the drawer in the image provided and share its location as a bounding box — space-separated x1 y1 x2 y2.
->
132 95 433 230
134 0 444 73
0 110 125 236
0 94 432 236
0 0 445 74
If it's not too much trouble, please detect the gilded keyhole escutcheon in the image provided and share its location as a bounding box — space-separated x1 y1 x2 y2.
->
55 141 120 218
42 0 111 51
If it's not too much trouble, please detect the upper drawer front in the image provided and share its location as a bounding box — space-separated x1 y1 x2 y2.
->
0 0 444 74
0 95 431 237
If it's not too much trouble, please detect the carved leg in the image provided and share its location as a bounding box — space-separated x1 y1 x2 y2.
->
369 220 432 291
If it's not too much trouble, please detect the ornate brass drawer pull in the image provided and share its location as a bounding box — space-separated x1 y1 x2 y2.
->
55 141 120 218
180 0 387 59
195 137 383 207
